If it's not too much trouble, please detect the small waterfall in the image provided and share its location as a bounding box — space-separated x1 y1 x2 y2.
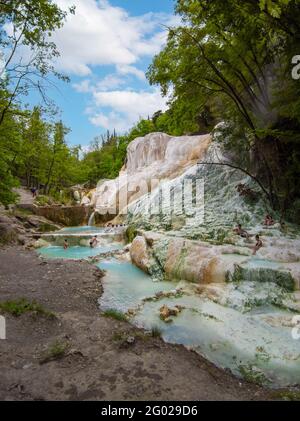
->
88 211 95 226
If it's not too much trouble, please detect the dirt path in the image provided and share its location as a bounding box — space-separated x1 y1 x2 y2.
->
14 188 34 205
0 246 274 401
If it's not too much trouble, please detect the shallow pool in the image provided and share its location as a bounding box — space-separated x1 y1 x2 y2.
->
243 257 281 269
97 259 300 388
58 225 106 234
39 244 123 260
98 260 176 313
37 234 300 387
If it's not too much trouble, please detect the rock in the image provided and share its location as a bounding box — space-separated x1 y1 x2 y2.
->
17 235 27 245
0 214 14 225
33 239 50 249
159 304 183 321
86 132 211 214
126 336 135 345
0 223 17 244
73 191 81 201
130 236 151 273
81 196 91 206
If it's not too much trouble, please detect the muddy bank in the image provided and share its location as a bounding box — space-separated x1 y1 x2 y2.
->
0 247 283 401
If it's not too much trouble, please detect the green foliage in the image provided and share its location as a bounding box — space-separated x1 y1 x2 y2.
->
40 340 69 364
151 326 162 338
0 106 87 206
148 0 300 219
103 309 127 321
0 298 55 318
125 225 138 243
0 0 74 124
0 1 80 206
238 363 269 386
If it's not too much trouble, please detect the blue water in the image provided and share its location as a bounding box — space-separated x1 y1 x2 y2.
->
243 257 281 269
36 229 300 387
39 244 123 260
98 260 176 313
59 226 106 234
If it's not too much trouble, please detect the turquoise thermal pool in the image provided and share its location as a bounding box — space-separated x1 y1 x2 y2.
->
37 234 300 388
39 244 123 259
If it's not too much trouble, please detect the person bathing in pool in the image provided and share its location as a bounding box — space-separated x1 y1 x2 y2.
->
233 223 250 240
63 239 69 250
252 235 263 255
89 235 98 248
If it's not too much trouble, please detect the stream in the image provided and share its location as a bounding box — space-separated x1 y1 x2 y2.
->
38 226 300 388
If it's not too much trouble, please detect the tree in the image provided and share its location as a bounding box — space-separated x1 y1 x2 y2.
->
148 0 300 218
0 0 75 124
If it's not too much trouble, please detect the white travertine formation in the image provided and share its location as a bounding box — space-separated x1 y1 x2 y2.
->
82 132 211 214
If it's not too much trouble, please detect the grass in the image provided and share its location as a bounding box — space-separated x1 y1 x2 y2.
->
39 223 59 233
0 298 55 318
150 326 162 338
103 309 127 321
111 327 162 344
112 332 125 342
11 207 33 217
271 390 300 401
39 340 69 364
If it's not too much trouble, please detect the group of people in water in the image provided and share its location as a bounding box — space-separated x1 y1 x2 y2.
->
233 214 276 255
63 213 276 257
62 223 127 250
63 235 99 250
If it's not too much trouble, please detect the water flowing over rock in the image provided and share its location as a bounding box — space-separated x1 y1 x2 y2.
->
82 132 211 216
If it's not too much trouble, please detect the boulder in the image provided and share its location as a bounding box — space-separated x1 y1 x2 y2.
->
130 236 151 273
33 238 50 249
159 305 183 322
0 223 17 244
0 214 14 225
73 190 81 201
17 235 27 246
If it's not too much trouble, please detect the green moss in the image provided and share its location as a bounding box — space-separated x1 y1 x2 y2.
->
238 363 269 386
240 267 295 292
125 225 138 243
255 346 271 362
0 298 55 318
228 265 244 284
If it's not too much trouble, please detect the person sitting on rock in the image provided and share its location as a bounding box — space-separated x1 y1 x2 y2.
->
264 214 275 226
233 223 250 240
89 235 98 248
63 239 69 250
252 235 263 255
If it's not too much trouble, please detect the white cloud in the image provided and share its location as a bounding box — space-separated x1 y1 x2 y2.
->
116 64 145 81
96 74 125 91
73 74 126 93
53 0 178 135
53 0 173 77
88 88 168 132
73 79 92 93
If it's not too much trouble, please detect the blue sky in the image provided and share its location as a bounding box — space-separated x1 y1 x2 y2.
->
39 0 176 148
